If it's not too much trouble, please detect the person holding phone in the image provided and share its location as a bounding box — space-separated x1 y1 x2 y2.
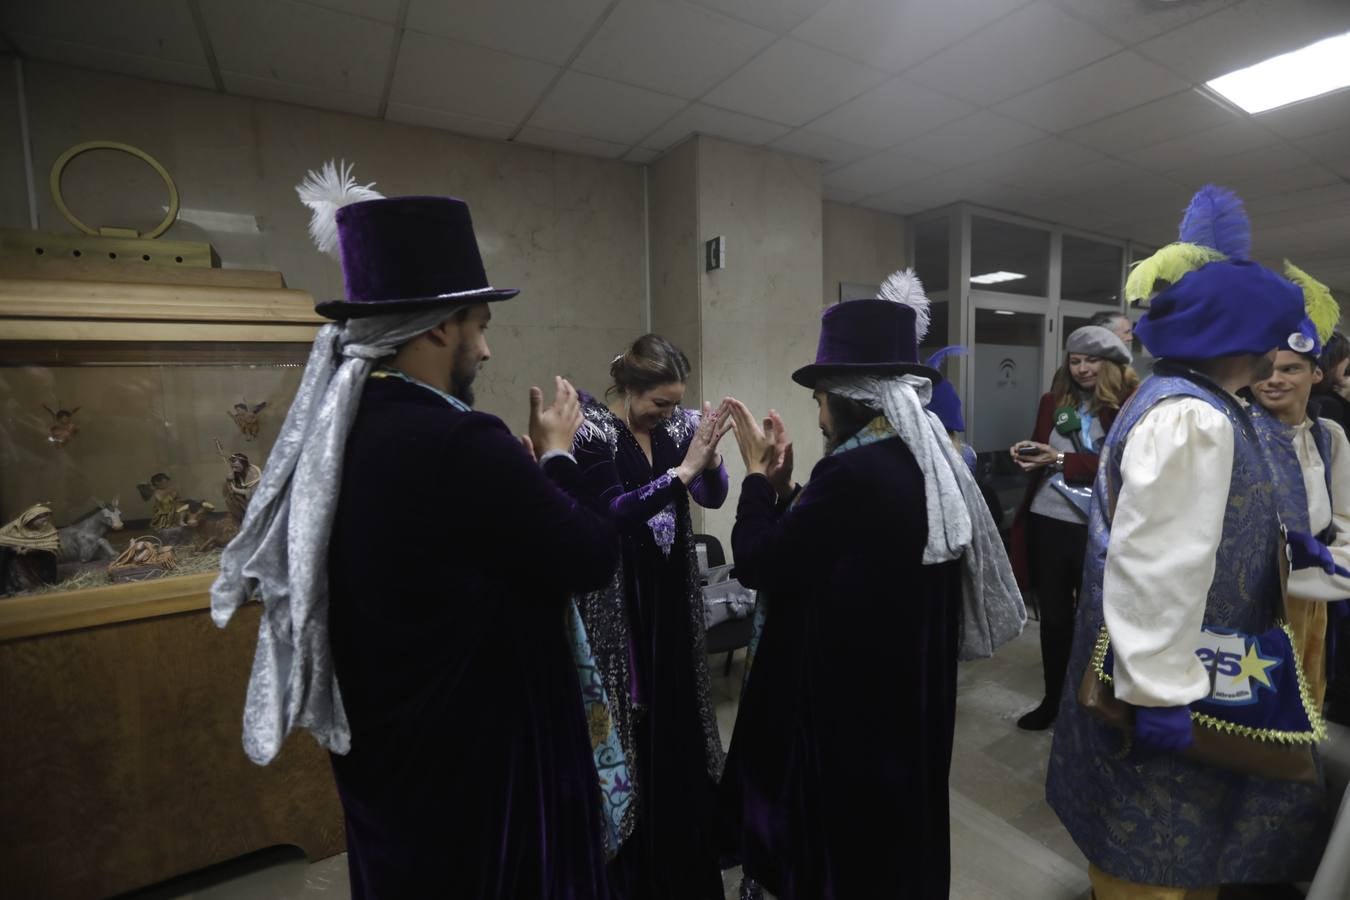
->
1008 325 1137 730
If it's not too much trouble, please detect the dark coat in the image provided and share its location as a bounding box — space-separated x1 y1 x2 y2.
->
327 377 618 899
1009 391 1124 590
722 438 962 900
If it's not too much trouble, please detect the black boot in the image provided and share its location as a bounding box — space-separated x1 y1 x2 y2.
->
1018 622 1073 731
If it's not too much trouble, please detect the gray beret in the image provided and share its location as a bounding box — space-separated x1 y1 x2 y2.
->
1066 325 1131 365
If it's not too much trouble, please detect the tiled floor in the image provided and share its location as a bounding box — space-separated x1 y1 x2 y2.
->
124 621 1093 900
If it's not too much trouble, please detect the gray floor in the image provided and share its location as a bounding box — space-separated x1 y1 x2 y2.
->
125 621 1093 900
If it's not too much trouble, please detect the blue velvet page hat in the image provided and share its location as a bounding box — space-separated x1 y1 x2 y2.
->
1135 260 1305 361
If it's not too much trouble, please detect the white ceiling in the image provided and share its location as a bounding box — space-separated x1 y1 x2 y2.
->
3 0 1350 291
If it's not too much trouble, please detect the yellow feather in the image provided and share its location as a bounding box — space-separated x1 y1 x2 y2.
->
1284 259 1340 344
1124 242 1226 303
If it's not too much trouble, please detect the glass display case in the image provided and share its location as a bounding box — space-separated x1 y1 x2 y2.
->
1 340 308 595
0 265 322 607
0 261 343 900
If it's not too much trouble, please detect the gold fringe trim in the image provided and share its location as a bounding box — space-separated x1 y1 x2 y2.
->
1089 623 1327 746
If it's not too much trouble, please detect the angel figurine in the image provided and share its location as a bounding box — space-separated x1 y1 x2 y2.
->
228 401 267 441
43 404 80 447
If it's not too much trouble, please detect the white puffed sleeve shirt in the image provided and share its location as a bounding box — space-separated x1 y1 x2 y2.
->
1102 397 1233 707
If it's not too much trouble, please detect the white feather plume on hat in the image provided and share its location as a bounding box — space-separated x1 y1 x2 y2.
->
878 267 930 342
295 160 383 259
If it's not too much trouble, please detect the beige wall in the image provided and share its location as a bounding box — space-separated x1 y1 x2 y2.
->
694 137 823 546
822 200 908 306
647 138 701 406
2 60 648 438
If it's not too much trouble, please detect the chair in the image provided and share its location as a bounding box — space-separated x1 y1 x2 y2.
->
696 534 754 676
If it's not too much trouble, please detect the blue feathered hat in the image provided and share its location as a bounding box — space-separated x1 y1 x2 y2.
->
1135 260 1306 361
925 346 966 433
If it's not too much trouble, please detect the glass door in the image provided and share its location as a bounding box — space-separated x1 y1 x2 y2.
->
968 300 1046 455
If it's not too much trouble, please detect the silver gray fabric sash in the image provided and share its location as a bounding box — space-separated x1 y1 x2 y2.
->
211 307 463 765
816 374 1026 660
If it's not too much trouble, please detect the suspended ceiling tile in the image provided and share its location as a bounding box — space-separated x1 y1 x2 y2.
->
897 110 1045 169
1126 119 1283 173
641 103 790 150
863 171 1011 216
300 0 404 23
955 138 1106 187
0 0 207 66
907 1 1122 106
514 126 629 159
1137 0 1350 84
807 77 976 151
702 37 886 127
1059 90 1239 153
1256 88 1350 140
203 0 393 98
7 33 215 89
1167 142 1315 183
1049 0 1238 44
1225 164 1346 199
995 51 1190 133
222 73 381 116
390 31 558 124
822 149 945 195
688 0 835 34
385 104 518 141
1295 127 1350 178
404 0 612 65
572 0 775 99
528 71 687 145
770 128 874 170
1241 181 1350 215
791 0 1030 74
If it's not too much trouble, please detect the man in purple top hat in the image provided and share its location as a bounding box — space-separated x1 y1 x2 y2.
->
719 270 1023 898
212 163 619 898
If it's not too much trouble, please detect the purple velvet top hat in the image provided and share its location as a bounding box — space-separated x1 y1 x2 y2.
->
792 298 941 388
315 196 518 319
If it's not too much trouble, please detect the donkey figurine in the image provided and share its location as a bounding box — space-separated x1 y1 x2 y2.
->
58 499 124 562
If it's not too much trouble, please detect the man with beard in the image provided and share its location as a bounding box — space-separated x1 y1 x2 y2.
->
1046 256 1325 897
212 165 619 898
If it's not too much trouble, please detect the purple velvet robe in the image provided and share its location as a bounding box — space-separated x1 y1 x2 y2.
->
722 439 962 900
573 398 729 900
327 377 618 899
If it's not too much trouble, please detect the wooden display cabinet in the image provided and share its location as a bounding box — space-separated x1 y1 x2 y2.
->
0 259 345 899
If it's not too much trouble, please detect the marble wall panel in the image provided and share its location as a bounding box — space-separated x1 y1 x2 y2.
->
822 200 908 306
694 137 824 548
6 61 648 437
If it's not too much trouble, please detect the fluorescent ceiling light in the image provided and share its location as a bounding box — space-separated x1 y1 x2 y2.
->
1206 30 1350 114
994 310 1016 316
971 271 1026 284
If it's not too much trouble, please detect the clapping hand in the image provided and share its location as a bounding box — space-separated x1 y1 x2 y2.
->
676 400 734 483
725 399 791 483
528 376 583 458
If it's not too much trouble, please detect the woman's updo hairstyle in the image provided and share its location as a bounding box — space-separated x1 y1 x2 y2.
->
607 334 691 399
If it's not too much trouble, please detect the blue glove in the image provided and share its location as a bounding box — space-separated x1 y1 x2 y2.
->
1287 530 1350 578
1134 705 1194 752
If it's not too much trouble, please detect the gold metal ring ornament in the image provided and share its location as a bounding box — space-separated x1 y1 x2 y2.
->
49 141 180 239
